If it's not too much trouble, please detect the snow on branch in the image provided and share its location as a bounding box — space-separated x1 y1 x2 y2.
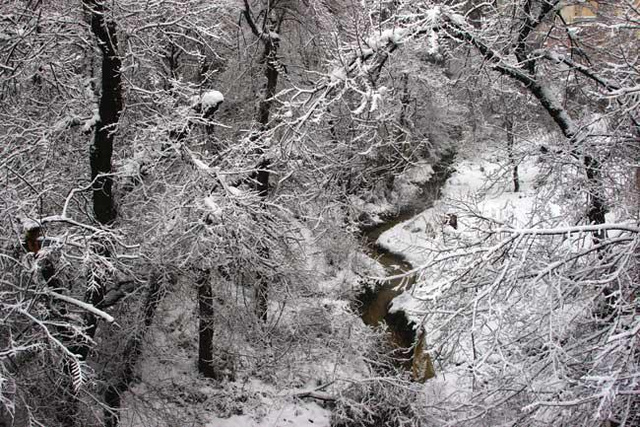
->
285 8 442 129
200 90 224 108
522 393 603 413
440 12 579 140
191 90 224 111
495 223 640 235
242 0 280 44
180 145 239 197
37 214 113 235
366 28 408 51
47 290 116 324
539 50 622 92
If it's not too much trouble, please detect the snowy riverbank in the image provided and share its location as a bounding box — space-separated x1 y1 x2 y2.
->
378 153 548 271
375 143 571 324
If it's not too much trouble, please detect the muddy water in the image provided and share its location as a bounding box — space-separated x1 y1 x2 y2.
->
358 210 423 330
357 203 437 351
357 209 429 356
355 158 453 358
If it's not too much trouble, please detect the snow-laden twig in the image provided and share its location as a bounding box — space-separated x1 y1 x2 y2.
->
532 236 635 282
522 393 603 412
62 184 94 218
180 145 238 196
46 291 116 324
495 223 640 235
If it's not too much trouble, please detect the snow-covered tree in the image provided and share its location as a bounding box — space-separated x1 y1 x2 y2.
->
363 1 639 425
2 0 637 426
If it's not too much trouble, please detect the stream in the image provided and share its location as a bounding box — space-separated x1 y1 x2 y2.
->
355 157 453 369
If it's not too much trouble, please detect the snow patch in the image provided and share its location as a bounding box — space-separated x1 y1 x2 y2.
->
205 400 330 427
366 28 407 50
82 109 100 133
330 67 347 83
404 162 434 185
200 90 224 108
21 217 40 231
204 196 222 216
267 31 280 41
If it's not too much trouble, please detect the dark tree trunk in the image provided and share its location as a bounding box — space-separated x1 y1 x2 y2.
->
252 48 277 318
243 0 282 197
82 9 124 417
584 155 607 232
84 0 123 225
204 104 220 137
197 269 217 379
252 37 280 199
104 274 164 427
243 1 285 323
505 117 520 192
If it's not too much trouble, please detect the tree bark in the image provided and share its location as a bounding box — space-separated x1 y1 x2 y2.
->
584 155 607 236
505 117 520 192
197 269 217 379
243 1 285 322
84 0 123 225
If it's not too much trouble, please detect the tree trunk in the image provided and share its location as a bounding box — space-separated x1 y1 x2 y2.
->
84 0 123 225
197 269 216 379
505 117 520 192
243 1 284 323
584 155 607 235
252 36 280 199
83 7 124 418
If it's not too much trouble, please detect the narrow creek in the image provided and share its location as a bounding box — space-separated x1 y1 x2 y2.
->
355 157 453 372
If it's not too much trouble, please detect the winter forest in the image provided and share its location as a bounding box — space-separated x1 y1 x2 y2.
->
1 0 638 426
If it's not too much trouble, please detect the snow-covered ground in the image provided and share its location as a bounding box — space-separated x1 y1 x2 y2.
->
206 400 330 427
371 147 557 409
378 154 552 269
118 138 633 426
120 216 383 426
377 142 623 318
369 137 639 424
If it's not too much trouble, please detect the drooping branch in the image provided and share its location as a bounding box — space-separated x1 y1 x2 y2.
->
495 223 640 235
441 14 611 226
104 273 165 427
46 291 115 324
539 49 640 138
442 15 577 139
540 51 621 92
